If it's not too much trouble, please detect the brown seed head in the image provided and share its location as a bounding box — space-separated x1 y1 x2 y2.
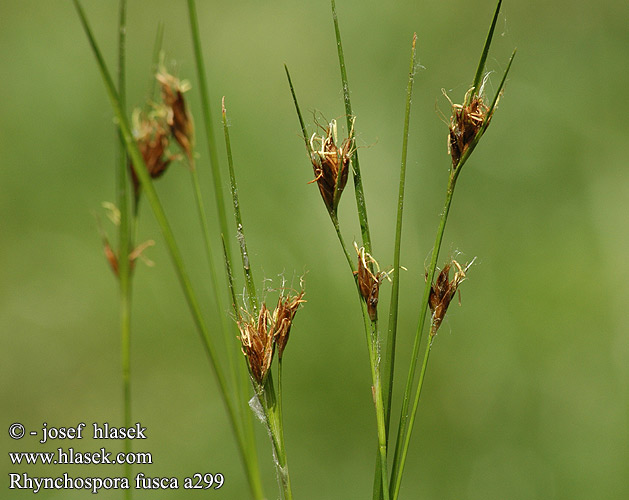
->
156 71 194 161
237 289 305 384
446 88 491 169
272 290 306 359
238 304 275 385
129 112 173 201
309 118 355 213
428 259 474 336
354 243 389 321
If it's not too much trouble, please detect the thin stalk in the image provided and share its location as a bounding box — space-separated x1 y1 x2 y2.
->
115 2 132 498
221 235 263 500
275 359 292 500
186 0 232 262
73 0 252 489
390 11 514 497
330 0 372 254
277 359 285 451
220 98 265 499
329 213 390 500
392 331 433 500
390 174 456 500
287 59 389 498
365 315 391 500
328 11 389 482
258 374 293 500
330 214 356 272
189 1 263 493
384 31 418 431
470 0 503 103
188 154 242 427
284 65 310 155
373 32 417 500
221 98 259 316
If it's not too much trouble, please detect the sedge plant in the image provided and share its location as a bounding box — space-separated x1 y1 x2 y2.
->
286 1 514 499
75 0 514 498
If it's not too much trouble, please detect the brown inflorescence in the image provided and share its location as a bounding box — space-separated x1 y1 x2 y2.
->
129 113 173 201
447 89 491 169
309 118 354 213
156 71 194 161
237 290 305 385
428 260 471 336
354 243 388 321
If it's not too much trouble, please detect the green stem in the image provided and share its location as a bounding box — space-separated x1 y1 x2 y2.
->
221 98 259 316
365 314 391 500
73 0 251 489
189 2 263 494
390 174 456 500
287 60 389 497
470 0 503 102
220 101 268 499
389 12 514 497
384 31 418 432
276 359 292 499
327 12 388 481
328 213 390 500
188 155 242 425
330 213 356 272
186 0 232 258
284 65 310 155
260 373 293 500
221 235 262 498
115 2 132 497
392 332 433 500
330 0 372 254
119 288 132 495
373 32 417 500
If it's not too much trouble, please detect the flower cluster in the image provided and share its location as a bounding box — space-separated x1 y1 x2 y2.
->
128 70 193 203
446 87 492 169
428 259 474 336
308 118 355 213
354 243 389 321
237 290 306 385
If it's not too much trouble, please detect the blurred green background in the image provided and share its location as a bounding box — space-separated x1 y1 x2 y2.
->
2 1 628 498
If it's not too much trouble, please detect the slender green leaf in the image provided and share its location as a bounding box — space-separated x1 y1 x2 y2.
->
373 32 417 500
187 0 232 262
284 65 311 156
221 98 259 316
330 0 372 253
470 0 503 101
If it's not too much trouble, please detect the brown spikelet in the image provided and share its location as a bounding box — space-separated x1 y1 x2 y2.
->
273 290 306 359
309 118 354 213
156 71 194 161
354 243 388 321
446 88 491 169
129 113 173 201
237 289 305 384
428 259 474 336
238 304 274 385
